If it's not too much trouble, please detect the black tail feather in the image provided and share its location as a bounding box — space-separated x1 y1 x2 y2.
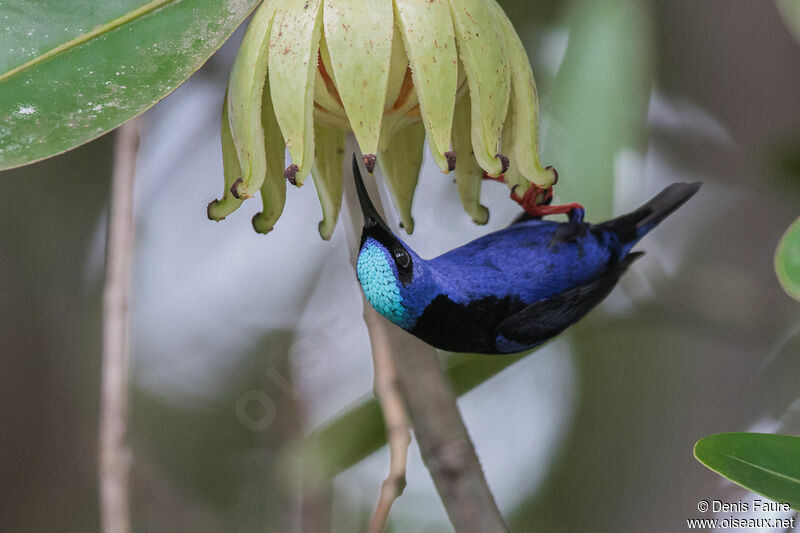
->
598 182 701 243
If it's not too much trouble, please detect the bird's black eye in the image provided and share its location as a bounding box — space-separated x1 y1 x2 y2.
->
393 247 411 270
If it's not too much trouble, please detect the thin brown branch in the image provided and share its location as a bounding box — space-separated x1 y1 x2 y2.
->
341 136 411 532
99 118 140 533
364 304 411 533
341 138 508 533
382 325 509 533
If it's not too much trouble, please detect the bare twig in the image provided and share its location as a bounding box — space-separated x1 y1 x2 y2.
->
340 136 412 532
99 118 140 533
364 305 411 533
382 325 509 533
341 138 508 532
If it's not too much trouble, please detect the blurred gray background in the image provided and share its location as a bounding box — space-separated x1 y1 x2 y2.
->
1 0 799 531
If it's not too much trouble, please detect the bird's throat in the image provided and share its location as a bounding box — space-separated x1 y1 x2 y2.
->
356 241 409 327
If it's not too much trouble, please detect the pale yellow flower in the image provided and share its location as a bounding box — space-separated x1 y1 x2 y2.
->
208 0 556 238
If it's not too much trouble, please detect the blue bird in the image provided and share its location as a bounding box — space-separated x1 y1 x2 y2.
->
353 156 700 355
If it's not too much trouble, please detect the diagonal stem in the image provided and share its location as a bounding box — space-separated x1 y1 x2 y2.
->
99 118 140 533
364 303 411 533
382 325 509 533
341 136 411 532
341 137 508 532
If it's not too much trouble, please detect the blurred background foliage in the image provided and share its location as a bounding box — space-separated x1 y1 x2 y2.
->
1 0 800 532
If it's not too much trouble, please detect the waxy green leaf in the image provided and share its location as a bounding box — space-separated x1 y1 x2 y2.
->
695 433 800 510
545 0 652 220
777 0 800 42
301 351 526 478
0 0 260 171
775 217 800 301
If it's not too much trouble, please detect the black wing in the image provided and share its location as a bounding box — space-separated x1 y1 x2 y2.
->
493 252 644 347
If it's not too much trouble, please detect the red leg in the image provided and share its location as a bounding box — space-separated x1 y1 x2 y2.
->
512 184 584 218
483 171 585 221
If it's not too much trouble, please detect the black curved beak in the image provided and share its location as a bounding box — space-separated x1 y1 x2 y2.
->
352 155 389 231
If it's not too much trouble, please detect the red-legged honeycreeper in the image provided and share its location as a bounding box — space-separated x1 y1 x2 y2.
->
353 156 701 354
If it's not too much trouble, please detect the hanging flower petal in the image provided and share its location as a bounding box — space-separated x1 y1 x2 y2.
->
269 0 324 186
448 0 510 178
252 76 288 234
452 91 489 224
394 0 457 173
499 98 548 205
378 121 425 234
378 24 418 151
216 0 550 237
311 123 345 240
313 36 349 130
226 0 279 199
208 91 244 221
383 23 411 113
323 0 394 169
500 99 523 191
495 3 556 190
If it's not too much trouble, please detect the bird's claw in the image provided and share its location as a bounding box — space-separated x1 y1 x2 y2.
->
513 185 585 223
484 171 584 222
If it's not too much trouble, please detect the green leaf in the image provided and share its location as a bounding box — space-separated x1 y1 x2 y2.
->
546 0 652 220
694 433 800 510
300 351 526 479
775 217 800 301
0 0 260 171
777 0 800 43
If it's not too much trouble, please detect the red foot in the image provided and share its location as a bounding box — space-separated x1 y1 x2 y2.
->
483 171 584 221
